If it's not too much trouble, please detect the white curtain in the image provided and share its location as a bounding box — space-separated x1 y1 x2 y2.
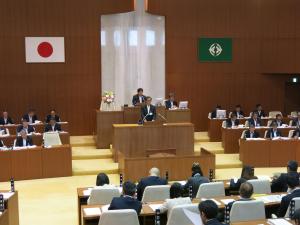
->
101 0 165 107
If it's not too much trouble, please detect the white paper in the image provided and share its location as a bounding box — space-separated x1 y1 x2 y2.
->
246 138 265 141
83 207 101 216
83 189 91 196
183 208 202 225
101 204 109 212
254 195 282 203
220 199 235 205
118 187 123 193
149 204 163 212
267 219 292 225
257 175 271 181
0 192 14 199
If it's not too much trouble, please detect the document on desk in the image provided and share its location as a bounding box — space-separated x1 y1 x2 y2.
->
267 219 292 225
149 204 163 212
254 195 282 203
83 188 92 196
0 192 14 199
183 208 202 225
83 207 101 216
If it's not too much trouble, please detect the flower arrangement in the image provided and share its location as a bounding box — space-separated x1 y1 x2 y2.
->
102 91 115 104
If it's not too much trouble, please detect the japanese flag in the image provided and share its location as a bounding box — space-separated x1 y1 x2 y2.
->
25 37 65 63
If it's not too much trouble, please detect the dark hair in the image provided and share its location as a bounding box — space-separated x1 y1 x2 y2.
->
28 108 35 113
123 181 137 196
292 208 300 223
191 163 203 176
271 121 278 127
239 182 253 199
170 182 183 199
22 118 29 123
216 105 221 109
96 173 110 186
252 112 258 116
231 113 237 118
276 114 281 118
288 160 298 172
236 104 241 108
146 96 152 101
287 174 300 189
198 200 219 219
241 165 255 180
137 88 143 93
256 104 261 108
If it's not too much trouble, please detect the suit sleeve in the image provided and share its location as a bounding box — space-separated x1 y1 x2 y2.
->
137 180 143 201
108 198 116 210
57 124 62 131
277 196 290 217
28 137 33 146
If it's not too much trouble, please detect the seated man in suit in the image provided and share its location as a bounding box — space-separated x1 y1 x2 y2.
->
266 121 282 138
292 128 300 138
277 175 300 217
45 109 61 123
17 119 35 134
15 129 33 147
272 160 299 193
274 114 283 127
22 109 38 124
292 112 300 127
233 104 244 118
132 88 146 106
226 113 239 128
253 104 266 118
198 200 224 225
165 93 178 110
227 182 254 212
244 124 260 138
137 167 167 201
141 96 156 122
44 118 62 132
0 111 14 125
108 181 142 215
210 105 222 119
184 163 209 198
248 112 262 127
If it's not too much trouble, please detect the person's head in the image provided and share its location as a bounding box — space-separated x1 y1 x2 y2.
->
231 113 237 121
235 105 241 112
137 88 143 96
287 160 298 173
271 121 278 129
169 93 175 101
191 162 203 176
22 119 29 128
252 112 258 119
145 96 152 106
20 129 27 139
287 174 300 190
276 114 282 120
50 109 56 117
292 208 300 225
239 182 253 199
2 111 8 118
215 105 221 110
241 165 255 180
96 173 110 186
28 109 35 117
49 118 56 126
198 200 219 223
256 104 262 111
122 181 137 197
149 167 160 177
170 182 183 199
249 124 256 133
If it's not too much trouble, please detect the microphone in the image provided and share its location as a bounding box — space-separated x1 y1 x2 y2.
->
158 113 167 122
141 113 150 123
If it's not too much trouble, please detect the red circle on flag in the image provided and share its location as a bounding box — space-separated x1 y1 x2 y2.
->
37 42 53 58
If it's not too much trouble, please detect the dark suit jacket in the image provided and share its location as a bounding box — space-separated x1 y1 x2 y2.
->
271 172 300 193
244 130 260 138
274 120 283 127
132 94 146 106
292 129 300 138
108 196 142 215
206 218 225 225
16 125 35 133
184 174 210 198
229 177 258 191
0 117 13 125
15 136 33 147
233 110 244 118
226 119 239 128
137 176 167 201
266 129 282 138
277 189 300 217
141 105 156 122
292 119 300 127
211 110 218 119
253 110 266 118
45 115 61 123
44 123 62 132
248 118 262 127
165 100 178 109
22 114 38 123
0 140 3 147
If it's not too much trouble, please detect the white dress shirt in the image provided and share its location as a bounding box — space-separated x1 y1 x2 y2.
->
22 139 27 147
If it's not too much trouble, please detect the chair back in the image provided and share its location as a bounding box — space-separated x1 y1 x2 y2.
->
43 132 62 147
269 111 282 118
241 130 246 139
247 179 271 194
290 120 294 126
222 121 227 128
98 209 139 225
288 130 295 138
285 197 300 218
88 187 120 205
166 203 199 225
196 182 225 199
208 112 212 119
142 185 170 203
230 200 265 222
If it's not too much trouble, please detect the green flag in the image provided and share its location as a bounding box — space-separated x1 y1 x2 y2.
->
198 38 232 62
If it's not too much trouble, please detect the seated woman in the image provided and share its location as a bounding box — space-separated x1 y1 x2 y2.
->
159 182 191 217
230 165 258 192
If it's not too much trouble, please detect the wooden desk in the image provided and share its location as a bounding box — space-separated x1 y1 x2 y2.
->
0 145 72 181
222 127 295 153
231 219 294 225
96 109 191 149
112 123 194 161
0 210 8 225
240 139 300 167
0 191 19 225
118 148 215 182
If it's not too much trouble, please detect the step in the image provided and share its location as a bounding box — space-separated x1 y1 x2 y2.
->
70 135 96 147
194 142 224 154
194 132 209 142
216 154 242 169
72 159 119 176
72 147 112 160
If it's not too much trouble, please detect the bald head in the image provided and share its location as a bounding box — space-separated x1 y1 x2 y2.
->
239 182 253 199
149 167 160 177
